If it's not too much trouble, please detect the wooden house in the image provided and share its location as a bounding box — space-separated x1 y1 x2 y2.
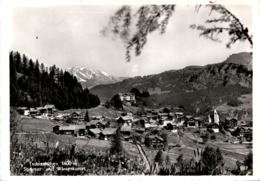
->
117 115 133 127
100 128 117 140
120 126 132 136
86 120 107 129
43 104 56 113
148 135 164 149
53 125 86 136
17 107 29 115
223 118 238 130
185 118 199 128
207 123 219 133
88 128 102 138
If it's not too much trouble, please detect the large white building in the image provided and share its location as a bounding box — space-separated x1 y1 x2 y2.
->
118 93 136 104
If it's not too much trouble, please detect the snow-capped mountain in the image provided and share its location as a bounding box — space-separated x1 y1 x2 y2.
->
67 66 125 89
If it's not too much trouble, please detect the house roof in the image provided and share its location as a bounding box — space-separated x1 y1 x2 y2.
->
17 107 28 110
44 104 55 109
59 124 85 131
149 135 164 142
89 128 102 134
118 115 133 121
186 115 193 119
132 127 145 132
120 126 132 132
71 111 81 115
118 92 135 96
86 120 106 126
101 128 117 135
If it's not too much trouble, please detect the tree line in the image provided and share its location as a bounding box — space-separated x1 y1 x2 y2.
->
10 51 100 110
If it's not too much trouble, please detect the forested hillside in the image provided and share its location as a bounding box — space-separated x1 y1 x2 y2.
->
10 51 100 110
91 52 252 114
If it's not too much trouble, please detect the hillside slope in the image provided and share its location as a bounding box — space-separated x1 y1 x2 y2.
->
90 52 252 114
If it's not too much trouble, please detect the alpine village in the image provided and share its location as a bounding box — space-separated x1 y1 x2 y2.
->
9 50 252 176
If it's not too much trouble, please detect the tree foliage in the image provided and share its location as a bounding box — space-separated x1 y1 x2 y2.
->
110 127 124 155
84 110 90 122
102 5 252 61
154 149 164 166
130 88 150 97
10 51 100 110
102 5 175 61
190 5 252 48
110 94 124 110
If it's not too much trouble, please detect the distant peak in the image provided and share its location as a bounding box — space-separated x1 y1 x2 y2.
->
66 66 125 89
224 52 252 70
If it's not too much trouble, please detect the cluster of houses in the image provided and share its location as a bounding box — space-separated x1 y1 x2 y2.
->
17 105 56 119
51 106 252 146
16 102 252 146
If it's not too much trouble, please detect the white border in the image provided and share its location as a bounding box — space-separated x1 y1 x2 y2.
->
1 0 260 181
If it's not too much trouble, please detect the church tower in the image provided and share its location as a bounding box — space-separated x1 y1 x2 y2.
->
214 109 220 124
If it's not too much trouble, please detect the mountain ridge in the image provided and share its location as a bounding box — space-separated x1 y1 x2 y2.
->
67 66 126 89
90 52 252 114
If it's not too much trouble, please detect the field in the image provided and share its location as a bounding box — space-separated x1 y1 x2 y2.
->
15 115 142 158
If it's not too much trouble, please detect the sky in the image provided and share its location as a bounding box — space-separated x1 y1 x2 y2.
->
11 5 252 77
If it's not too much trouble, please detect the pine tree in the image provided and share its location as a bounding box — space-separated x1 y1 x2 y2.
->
84 110 90 122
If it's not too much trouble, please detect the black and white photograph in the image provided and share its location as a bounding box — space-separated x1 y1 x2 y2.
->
1 0 259 179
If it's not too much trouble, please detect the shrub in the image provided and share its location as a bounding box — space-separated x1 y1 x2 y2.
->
227 98 242 107
210 134 216 140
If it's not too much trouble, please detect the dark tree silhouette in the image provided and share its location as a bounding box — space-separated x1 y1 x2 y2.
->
201 146 224 174
110 127 123 155
110 94 123 110
10 51 100 110
84 110 90 122
154 149 164 166
102 5 252 61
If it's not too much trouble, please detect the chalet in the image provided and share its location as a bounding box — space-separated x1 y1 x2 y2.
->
163 119 174 127
71 111 81 118
117 115 133 127
207 123 219 133
100 128 117 140
132 119 145 129
223 118 238 130
91 115 105 121
175 112 184 118
176 119 185 127
120 126 132 135
55 113 70 120
132 127 145 134
194 117 204 127
144 122 151 129
123 135 133 142
29 108 39 116
186 115 193 119
88 128 102 138
118 93 136 104
86 120 107 129
17 107 29 116
237 127 252 142
53 125 86 136
148 135 164 149
43 104 56 113
185 118 199 128
158 112 169 120
171 125 178 133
